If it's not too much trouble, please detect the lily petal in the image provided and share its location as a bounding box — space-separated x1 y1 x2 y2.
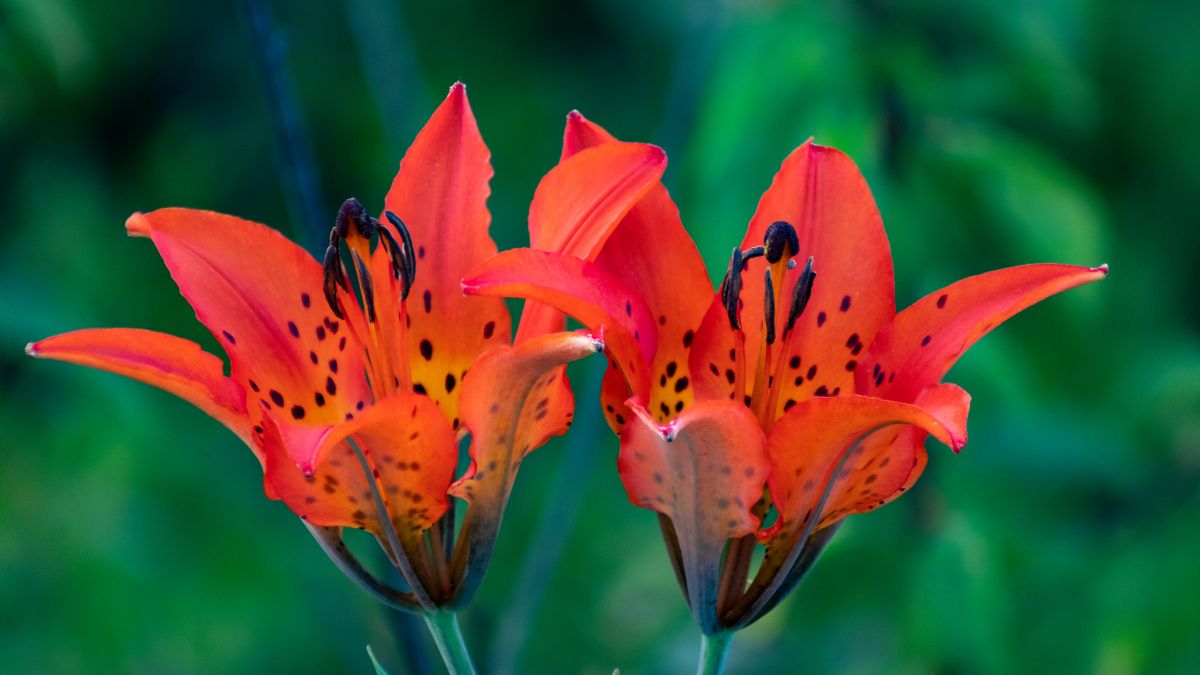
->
739 142 896 410
810 383 971 530
27 328 250 444
764 394 963 540
446 331 602 603
127 209 371 427
858 263 1109 403
557 111 716 429
619 399 768 632
451 331 602 505
384 83 511 423
261 393 457 536
462 249 657 404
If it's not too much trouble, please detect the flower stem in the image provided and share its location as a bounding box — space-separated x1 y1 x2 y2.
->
423 611 477 675
697 631 734 675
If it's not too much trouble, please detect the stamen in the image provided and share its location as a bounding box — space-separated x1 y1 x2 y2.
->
384 212 417 300
351 248 376 323
721 247 745 330
763 221 799 264
784 257 816 333
337 197 376 239
323 245 348 319
764 268 777 345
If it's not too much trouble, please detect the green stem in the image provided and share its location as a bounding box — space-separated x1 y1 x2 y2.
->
423 611 477 675
697 631 734 675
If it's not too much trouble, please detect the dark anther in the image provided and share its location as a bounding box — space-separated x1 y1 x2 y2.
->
764 268 777 345
720 246 745 330
385 212 417 300
336 198 375 240
323 245 348 319
351 249 376 322
785 257 816 333
763 221 799 264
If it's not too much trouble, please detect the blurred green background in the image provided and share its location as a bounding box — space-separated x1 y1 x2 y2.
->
2 0 1198 673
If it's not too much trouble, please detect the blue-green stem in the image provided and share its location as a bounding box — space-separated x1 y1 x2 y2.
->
423 611 476 675
697 631 734 675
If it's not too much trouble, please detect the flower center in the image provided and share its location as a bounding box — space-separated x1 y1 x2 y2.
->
719 220 816 424
322 197 417 400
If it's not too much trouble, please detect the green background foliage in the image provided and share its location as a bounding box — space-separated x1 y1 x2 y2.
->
2 1 1197 672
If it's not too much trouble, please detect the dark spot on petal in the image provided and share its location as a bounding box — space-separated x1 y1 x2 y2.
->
301 293 311 308
666 361 677 377
625 301 632 316
309 351 319 365
423 290 432 313
814 386 829 396
806 365 817 380
288 321 300 338
817 311 827 327
248 380 260 392
658 315 667 326
291 405 306 419
328 359 338 373
725 369 736 384
674 377 689 393
483 321 495 339
326 377 337 395
840 295 851 312
270 390 284 406
413 383 426 395
921 335 931 347
338 336 347 351
709 363 719 375
420 339 433 360
615 413 625 425
845 360 857 371
784 399 796 411
222 331 236 344
683 330 694 348
937 294 948 309
790 355 801 369
314 392 326 406
445 373 456 393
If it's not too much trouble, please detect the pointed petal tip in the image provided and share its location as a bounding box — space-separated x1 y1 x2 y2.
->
24 341 37 357
125 211 151 237
566 109 583 122
1094 263 1109 276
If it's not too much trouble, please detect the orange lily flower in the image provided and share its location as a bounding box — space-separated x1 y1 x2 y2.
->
26 85 667 617
463 113 1108 635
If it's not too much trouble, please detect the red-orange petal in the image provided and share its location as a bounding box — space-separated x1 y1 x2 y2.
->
527 141 666 257
262 393 457 536
808 383 971 531
27 328 251 444
858 263 1109 403
127 208 371 428
384 83 511 424
449 331 602 505
463 248 657 402
561 112 714 426
763 394 963 541
737 142 896 414
619 399 768 626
